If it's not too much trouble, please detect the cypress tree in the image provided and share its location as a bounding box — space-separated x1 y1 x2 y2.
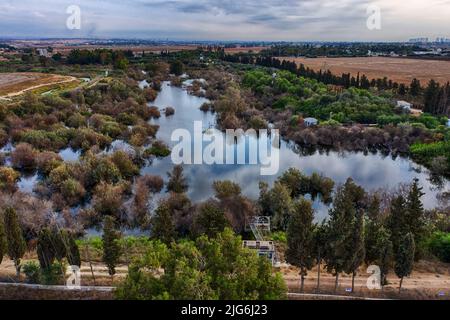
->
377 227 393 289
405 178 425 259
102 216 121 277
37 228 56 269
4 207 26 277
286 198 315 292
325 178 364 292
312 223 328 292
344 210 365 293
410 78 421 96
394 233 415 293
66 233 81 267
388 195 408 256
0 217 6 265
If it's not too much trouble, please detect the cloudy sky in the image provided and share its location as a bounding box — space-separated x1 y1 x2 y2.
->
1 0 449 41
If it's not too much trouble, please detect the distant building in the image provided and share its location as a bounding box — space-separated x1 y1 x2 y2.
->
409 37 429 43
397 100 412 112
304 117 318 127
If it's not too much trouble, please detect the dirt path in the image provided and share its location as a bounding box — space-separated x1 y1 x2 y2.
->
0 76 78 98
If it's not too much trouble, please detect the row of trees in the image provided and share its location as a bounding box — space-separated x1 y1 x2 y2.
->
223 54 450 116
285 178 425 293
67 49 130 69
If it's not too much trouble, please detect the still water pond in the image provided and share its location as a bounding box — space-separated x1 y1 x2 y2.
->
142 81 449 221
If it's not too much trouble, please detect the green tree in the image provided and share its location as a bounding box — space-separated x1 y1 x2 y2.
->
4 207 26 277
103 216 122 277
194 200 229 238
312 222 328 292
344 210 365 293
286 198 315 292
151 202 176 244
394 233 415 293
167 165 188 193
405 178 426 259
325 178 365 292
116 229 287 300
37 228 56 270
0 217 6 265
410 78 421 96
388 195 409 255
260 182 293 231
170 60 184 76
66 233 81 267
377 227 393 288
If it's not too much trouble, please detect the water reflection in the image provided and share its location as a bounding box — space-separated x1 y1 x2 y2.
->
142 80 450 221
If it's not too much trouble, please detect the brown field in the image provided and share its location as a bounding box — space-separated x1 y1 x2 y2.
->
279 56 450 85
0 72 77 97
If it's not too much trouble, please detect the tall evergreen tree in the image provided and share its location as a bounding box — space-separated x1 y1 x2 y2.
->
344 210 365 293
4 207 26 277
102 216 121 277
66 232 81 267
0 217 6 265
405 178 425 259
312 223 328 292
325 178 365 292
151 201 176 244
377 227 393 289
286 198 315 292
423 79 441 114
37 228 56 269
394 233 415 293
388 195 408 256
410 78 421 96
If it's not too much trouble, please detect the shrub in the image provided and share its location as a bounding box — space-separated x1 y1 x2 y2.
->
0 167 19 193
41 262 65 285
110 151 139 179
60 178 86 206
36 151 63 175
11 143 37 170
23 261 42 284
66 113 87 128
148 106 161 119
139 175 164 193
91 158 121 185
144 141 171 158
144 88 158 102
93 182 125 217
427 232 450 263
165 107 175 116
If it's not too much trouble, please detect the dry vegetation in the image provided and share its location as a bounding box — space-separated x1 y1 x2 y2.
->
0 72 78 97
279 57 450 85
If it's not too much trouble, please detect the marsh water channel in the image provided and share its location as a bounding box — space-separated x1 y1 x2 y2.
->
6 78 449 222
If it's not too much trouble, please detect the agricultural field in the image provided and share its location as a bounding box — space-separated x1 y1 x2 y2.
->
279 57 450 85
0 72 78 98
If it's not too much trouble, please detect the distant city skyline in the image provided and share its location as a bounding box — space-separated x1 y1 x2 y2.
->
1 0 450 41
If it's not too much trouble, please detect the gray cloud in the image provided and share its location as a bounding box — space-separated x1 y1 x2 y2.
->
0 0 449 40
